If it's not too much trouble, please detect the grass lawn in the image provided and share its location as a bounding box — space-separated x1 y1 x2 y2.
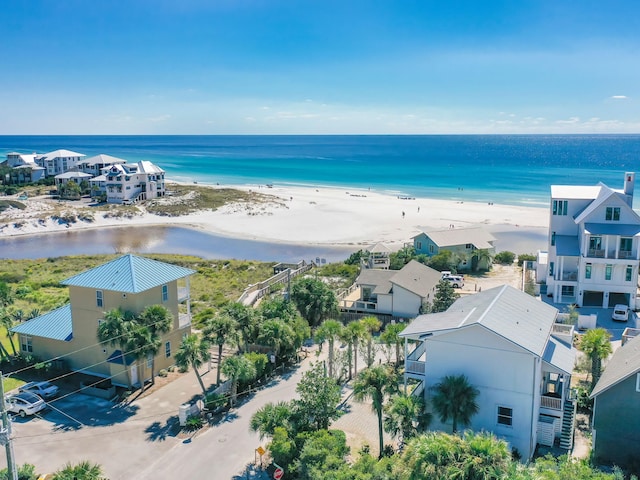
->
2 375 24 394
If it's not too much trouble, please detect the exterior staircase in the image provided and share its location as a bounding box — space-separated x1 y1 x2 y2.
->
559 398 577 450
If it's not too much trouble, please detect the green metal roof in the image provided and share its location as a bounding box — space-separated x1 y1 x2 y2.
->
11 304 73 341
61 254 195 293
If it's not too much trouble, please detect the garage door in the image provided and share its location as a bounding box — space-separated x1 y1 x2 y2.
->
583 291 604 307
608 292 630 307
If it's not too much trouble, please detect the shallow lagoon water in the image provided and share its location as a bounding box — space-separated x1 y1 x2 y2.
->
0 226 357 263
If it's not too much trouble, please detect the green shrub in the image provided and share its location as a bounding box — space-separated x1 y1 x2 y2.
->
517 253 536 267
494 251 516 265
204 392 226 410
158 369 168 377
184 415 204 431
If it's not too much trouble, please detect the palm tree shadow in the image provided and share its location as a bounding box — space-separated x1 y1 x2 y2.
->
145 416 180 442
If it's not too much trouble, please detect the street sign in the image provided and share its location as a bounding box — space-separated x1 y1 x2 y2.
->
256 446 265 456
273 467 284 480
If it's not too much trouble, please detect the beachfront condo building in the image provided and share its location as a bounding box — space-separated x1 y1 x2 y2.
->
35 149 86 177
12 254 194 388
545 172 640 308
102 161 166 204
79 153 128 176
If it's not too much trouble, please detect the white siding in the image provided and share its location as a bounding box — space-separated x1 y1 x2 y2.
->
391 285 422 318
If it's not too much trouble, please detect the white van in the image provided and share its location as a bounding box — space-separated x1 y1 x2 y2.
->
442 275 464 288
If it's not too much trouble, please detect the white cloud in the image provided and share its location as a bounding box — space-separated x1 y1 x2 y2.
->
610 95 628 99
148 114 171 122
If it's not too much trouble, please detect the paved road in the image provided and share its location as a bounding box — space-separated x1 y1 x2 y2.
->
5 349 325 479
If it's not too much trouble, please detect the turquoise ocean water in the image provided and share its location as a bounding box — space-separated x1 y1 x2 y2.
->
1 134 639 207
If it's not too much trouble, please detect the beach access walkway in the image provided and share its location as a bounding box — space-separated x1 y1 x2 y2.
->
238 261 315 306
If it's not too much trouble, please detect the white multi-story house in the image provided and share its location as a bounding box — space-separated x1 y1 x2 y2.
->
400 285 577 460
104 161 166 204
79 154 127 176
545 172 640 307
35 149 86 177
5 152 46 183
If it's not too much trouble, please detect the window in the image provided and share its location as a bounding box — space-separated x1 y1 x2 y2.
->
162 285 168 302
553 200 568 216
497 406 513 426
561 285 575 297
165 341 171 358
429 245 435 254
466 243 473 249
20 335 33 353
585 263 592 279
605 264 612 281
626 265 633 282
589 236 602 251
96 290 103 308
549 262 554 277
416 241 422 250
620 237 633 252
551 232 556 246
605 207 621 221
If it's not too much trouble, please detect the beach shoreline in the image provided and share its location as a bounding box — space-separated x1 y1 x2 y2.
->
0 181 550 255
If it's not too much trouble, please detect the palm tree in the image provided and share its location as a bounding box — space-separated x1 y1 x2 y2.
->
124 323 154 393
315 319 343 378
97 308 136 388
249 401 293 439
224 302 257 352
431 374 479 433
52 460 105 479
221 355 257 407
380 323 405 368
138 304 173 385
174 334 211 395
579 328 613 389
27 308 40 320
471 248 493 272
353 366 399 458
383 393 431 444
256 319 295 361
342 320 367 379
0 308 17 356
360 316 382 368
203 313 239 385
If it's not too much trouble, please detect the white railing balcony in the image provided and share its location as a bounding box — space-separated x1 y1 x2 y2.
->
406 360 426 376
552 323 575 345
540 395 562 410
618 250 635 259
177 287 189 302
178 313 191 329
587 249 605 258
561 272 578 281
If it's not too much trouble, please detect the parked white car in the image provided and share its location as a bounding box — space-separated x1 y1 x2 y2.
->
442 275 464 288
612 304 630 322
19 381 59 399
5 391 46 417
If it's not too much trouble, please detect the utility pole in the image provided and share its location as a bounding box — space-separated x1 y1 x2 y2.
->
0 372 18 480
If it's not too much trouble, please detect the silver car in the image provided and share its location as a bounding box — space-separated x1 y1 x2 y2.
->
19 381 59 399
5 391 46 417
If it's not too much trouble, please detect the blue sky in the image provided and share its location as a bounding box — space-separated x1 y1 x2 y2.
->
2 0 639 134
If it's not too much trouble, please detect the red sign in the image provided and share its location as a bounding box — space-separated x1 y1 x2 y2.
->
273 467 284 480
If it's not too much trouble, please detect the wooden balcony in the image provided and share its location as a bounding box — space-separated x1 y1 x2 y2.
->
540 394 562 410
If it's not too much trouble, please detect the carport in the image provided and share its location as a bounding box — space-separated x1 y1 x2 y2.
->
583 290 604 307
608 292 630 307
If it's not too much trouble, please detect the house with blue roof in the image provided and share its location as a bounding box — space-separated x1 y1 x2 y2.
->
12 254 195 387
545 172 640 307
400 285 577 461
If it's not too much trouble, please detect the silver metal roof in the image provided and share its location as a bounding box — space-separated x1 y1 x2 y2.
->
11 304 73 341
542 336 576 374
591 334 640 398
401 285 560 358
61 254 195 293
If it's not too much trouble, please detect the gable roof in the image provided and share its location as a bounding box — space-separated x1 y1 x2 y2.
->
81 154 128 167
54 172 93 179
573 184 639 224
590 334 640 398
401 285 561 358
138 160 164 174
551 185 602 200
369 242 391 253
413 227 495 249
389 260 441 297
356 269 396 295
11 304 73 341
61 254 195 293
38 149 86 160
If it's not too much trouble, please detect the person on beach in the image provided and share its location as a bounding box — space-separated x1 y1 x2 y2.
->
402 211 405 218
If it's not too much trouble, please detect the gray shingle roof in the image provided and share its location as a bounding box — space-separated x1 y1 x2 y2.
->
413 227 495 249
400 285 560 358
590 334 640 398
61 254 195 293
390 260 441 298
11 304 73 341
356 269 395 295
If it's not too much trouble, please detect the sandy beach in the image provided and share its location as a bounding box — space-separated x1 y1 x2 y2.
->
0 183 550 255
